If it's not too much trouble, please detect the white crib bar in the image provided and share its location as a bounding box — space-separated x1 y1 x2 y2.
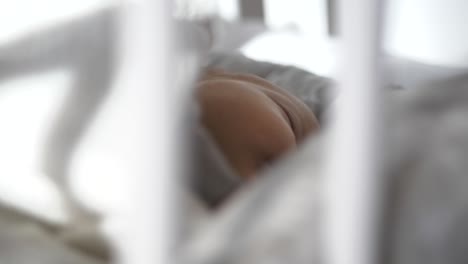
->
324 1 385 264
117 1 173 264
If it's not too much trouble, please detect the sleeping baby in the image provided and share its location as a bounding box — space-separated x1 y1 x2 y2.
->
191 52 331 207
196 69 320 179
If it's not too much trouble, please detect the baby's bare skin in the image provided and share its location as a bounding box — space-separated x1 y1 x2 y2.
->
196 70 319 179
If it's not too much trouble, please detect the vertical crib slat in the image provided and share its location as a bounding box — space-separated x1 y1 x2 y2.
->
117 1 173 264
239 0 265 20
324 1 385 264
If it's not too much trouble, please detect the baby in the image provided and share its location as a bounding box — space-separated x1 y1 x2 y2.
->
196 69 320 180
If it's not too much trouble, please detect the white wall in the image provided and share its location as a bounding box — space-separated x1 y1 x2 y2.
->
222 0 468 67
385 0 468 67
264 0 328 37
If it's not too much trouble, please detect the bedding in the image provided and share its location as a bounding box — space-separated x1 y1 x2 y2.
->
180 72 468 264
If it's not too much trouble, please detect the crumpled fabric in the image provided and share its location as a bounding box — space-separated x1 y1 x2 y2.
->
385 74 468 264
0 204 107 264
178 73 468 264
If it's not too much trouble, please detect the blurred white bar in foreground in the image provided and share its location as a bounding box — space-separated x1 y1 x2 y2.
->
324 1 385 264
115 1 173 264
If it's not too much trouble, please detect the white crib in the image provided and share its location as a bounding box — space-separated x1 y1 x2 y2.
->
0 1 467 264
